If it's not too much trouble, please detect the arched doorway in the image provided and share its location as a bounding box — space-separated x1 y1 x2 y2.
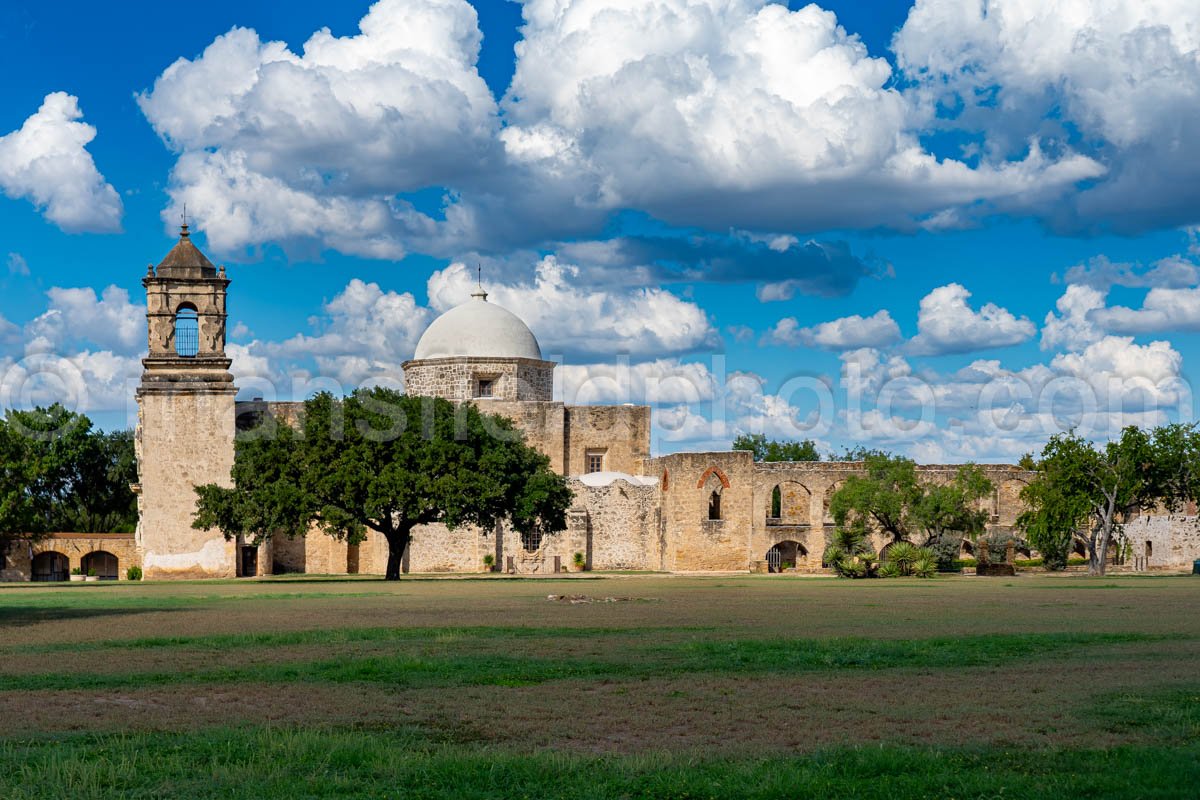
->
31 551 69 582
766 540 806 573
81 551 119 580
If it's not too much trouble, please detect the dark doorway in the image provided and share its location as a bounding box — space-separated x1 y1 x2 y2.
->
240 546 258 577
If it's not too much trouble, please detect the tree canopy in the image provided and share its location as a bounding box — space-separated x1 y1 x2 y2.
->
732 434 820 462
1018 424 1200 575
194 388 574 580
0 404 137 555
828 453 994 568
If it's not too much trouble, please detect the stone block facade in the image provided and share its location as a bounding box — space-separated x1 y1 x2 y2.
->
1 533 140 582
402 357 555 401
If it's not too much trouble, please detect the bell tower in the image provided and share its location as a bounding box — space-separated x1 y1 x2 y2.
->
135 223 237 578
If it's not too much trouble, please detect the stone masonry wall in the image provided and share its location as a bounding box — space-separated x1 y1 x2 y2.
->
1 534 140 581
570 478 660 570
1124 514 1200 569
747 462 1033 567
403 357 554 401
137 390 237 579
646 450 756 571
565 405 651 476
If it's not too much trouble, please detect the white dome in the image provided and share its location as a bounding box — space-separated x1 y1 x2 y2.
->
413 292 543 361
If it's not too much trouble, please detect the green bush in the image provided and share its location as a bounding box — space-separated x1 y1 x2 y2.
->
1014 558 1044 567
126 565 142 581
87 567 96 577
1068 557 1088 566
952 558 977 569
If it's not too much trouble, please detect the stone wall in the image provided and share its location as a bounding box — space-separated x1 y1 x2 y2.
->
403 357 554 401
570 477 661 570
647 450 756 571
1 533 140 581
747 462 1033 567
565 405 651 476
1124 514 1200 569
137 388 237 579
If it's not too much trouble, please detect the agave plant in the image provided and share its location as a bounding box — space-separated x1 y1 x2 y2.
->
911 552 939 578
823 528 880 579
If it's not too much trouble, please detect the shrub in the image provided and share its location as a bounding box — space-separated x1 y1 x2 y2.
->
70 567 82 576
911 553 938 578
877 541 938 578
573 552 585 569
482 553 495 570
823 528 879 579
126 565 142 581
87 567 96 577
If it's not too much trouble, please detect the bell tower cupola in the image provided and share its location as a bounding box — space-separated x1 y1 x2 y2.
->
141 222 232 385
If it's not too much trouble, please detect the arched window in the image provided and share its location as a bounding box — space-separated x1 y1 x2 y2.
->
708 490 722 521
175 305 199 357
770 485 781 519
520 530 543 552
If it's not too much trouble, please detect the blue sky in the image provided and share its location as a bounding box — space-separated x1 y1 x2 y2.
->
0 0 1197 462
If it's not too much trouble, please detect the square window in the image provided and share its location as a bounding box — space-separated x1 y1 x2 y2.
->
586 451 605 474
476 378 494 398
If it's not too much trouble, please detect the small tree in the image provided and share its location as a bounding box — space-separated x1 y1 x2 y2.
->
1017 472 1086 570
829 454 993 569
194 388 574 580
1019 425 1200 575
732 433 820 462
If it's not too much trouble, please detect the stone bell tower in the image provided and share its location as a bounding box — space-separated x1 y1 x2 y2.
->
135 223 237 579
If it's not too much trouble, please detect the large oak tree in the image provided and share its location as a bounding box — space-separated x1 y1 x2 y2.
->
1019 425 1200 575
194 388 573 580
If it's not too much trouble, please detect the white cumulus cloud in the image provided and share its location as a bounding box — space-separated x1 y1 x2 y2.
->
908 283 1035 355
0 93 122 232
427 257 716 359
137 0 497 257
764 310 900 350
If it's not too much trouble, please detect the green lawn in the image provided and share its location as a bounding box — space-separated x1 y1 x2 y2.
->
1 573 1198 798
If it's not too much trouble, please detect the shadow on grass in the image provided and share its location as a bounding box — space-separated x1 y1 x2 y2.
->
0 605 180 629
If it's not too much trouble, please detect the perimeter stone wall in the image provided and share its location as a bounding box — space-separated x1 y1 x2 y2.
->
1124 514 1200 568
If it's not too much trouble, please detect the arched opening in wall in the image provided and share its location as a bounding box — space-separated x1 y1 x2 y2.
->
769 485 781 521
31 551 68 582
1072 539 1087 558
822 480 844 525
521 530 543 552
779 481 813 525
766 540 806 573
81 551 119 580
960 539 975 559
174 304 199 357
878 540 913 562
708 490 722 521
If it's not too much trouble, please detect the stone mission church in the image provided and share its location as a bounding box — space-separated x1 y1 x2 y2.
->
5 228 1198 582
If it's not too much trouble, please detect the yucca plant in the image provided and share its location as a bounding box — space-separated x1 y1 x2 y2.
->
911 552 938 578
823 527 879 579
885 541 922 571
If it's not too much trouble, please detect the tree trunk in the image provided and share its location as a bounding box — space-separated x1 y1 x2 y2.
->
1089 521 1109 576
383 526 412 581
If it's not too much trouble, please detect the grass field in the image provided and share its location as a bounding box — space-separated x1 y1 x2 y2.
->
1 572 1198 798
